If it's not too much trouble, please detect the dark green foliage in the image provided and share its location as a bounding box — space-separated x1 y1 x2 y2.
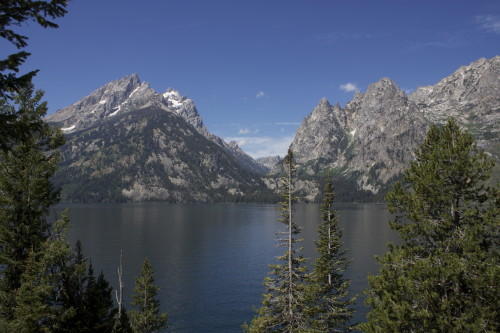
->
113 307 133 333
361 118 499 332
246 149 309 332
303 174 356 332
129 258 168 333
81 267 118 332
7 249 53 331
52 241 117 333
0 6 119 330
0 87 118 332
0 86 65 318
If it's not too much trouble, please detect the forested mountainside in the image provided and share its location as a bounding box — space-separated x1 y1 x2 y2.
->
52 106 275 202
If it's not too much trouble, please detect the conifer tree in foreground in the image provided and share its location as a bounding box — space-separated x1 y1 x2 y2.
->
0 86 65 322
361 118 499 332
0 5 120 331
129 258 168 333
79 264 118 332
0 87 119 332
246 149 308 332
303 174 356 332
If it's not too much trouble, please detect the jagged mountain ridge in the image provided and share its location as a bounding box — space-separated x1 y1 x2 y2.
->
46 74 267 175
409 56 500 154
284 56 499 196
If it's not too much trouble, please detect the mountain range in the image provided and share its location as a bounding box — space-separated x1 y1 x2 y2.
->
284 56 499 198
46 56 499 202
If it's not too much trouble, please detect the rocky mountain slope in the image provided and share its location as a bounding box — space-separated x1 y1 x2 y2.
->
280 56 499 198
46 75 271 202
409 56 500 156
255 155 282 171
46 74 267 175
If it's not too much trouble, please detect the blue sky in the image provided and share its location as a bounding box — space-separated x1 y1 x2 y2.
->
7 0 500 158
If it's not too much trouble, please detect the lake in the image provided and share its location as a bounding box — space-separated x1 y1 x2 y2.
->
60 203 399 332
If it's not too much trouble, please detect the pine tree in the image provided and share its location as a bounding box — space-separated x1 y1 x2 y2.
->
246 149 308 332
113 307 133 333
55 246 117 333
81 267 118 333
0 87 118 331
1 211 75 332
361 118 499 332
6 249 53 332
129 258 168 333
303 174 355 332
0 85 65 320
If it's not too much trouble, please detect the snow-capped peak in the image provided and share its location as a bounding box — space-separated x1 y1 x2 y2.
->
163 88 186 109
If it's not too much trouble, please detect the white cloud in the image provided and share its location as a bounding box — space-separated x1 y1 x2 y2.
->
476 15 500 34
339 83 358 92
224 135 294 159
238 128 251 134
256 91 267 98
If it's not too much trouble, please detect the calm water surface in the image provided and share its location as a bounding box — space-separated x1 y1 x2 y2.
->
60 203 399 332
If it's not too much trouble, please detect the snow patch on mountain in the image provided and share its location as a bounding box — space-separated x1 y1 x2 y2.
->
61 125 76 131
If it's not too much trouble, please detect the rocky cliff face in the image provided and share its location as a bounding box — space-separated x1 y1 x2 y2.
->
288 78 428 194
291 99 349 167
344 78 429 192
255 155 282 171
409 56 500 155
284 56 498 197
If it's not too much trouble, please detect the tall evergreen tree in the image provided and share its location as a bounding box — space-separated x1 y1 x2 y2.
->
0 6 119 331
246 149 308 332
6 249 53 332
82 267 118 333
129 258 168 333
303 174 355 332
361 118 499 332
50 238 117 333
0 86 65 320
0 87 118 332
1 211 75 331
